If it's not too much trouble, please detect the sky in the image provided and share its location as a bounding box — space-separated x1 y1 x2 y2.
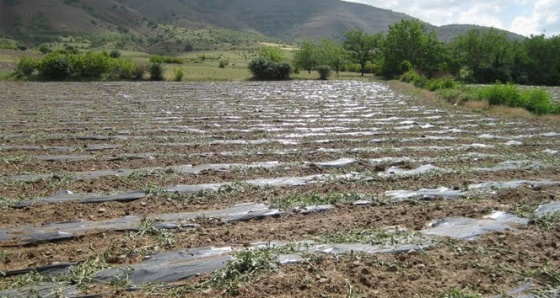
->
343 0 560 37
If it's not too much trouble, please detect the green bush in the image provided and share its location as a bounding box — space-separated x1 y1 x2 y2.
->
522 88 553 114
399 60 413 73
478 84 520 107
426 77 458 91
477 84 555 115
39 53 71 80
20 51 145 81
174 67 184 81
400 70 421 83
150 55 182 64
112 59 145 80
148 63 164 80
109 50 121 58
248 58 291 80
16 56 38 77
68 51 112 78
38 45 50 54
317 65 331 80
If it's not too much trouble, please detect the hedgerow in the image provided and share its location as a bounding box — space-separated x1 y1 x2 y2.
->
477 84 558 115
16 51 146 81
401 69 559 115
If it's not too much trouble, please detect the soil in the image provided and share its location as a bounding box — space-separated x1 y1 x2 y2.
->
0 81 559 297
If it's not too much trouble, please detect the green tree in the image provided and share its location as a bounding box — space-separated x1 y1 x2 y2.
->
452 29 515 83
521 35 560 85
343 29 382 76
320 39 346 74
381 19 449 78
258 46 286 63
293 40 319 74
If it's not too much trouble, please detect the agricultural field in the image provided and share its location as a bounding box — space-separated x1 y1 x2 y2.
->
0 81 559 297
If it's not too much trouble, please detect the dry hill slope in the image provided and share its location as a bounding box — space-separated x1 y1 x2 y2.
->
0 0 523 47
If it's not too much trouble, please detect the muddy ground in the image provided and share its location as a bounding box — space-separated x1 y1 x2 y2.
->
0 81 559 297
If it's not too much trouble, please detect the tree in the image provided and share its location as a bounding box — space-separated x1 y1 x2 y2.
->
293 40 319 74
320 39 346 74
521 35 560 85
343 29 382 76
381 19 449 78
452 29 515 83
258 46 286 63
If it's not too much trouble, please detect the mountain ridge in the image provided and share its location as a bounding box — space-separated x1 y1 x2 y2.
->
0 0 524 49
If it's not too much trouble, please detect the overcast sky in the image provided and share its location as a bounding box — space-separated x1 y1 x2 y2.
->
343 0 560 37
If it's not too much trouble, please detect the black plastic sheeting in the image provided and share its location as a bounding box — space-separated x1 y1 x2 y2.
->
1 161 280 184
0 203 280 245
2 202 558 297
93 246 233 285
12 173 351 208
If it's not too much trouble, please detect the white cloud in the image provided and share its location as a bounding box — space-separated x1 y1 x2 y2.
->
342 0 560 36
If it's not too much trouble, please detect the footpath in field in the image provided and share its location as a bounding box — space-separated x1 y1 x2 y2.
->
0 81 559 297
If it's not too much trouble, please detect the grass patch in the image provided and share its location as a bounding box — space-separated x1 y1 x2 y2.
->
478 84 558 115
530 212 560 231
175 249 274 295
4 257 108 292
270 192 367 210
320 227 433 246
400 69 559 116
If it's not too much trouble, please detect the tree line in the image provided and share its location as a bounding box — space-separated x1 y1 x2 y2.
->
278 20 559 86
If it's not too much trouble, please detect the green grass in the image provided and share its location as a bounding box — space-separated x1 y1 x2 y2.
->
3 257 108 292
175 249 274 295
270 192 367 210
320 227 434 246
478 84 558 114
530 212 560 231
0 70 15 80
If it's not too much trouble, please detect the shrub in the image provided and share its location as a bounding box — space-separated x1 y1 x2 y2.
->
69 51 112 78
112 59 144 80
478 84 522 107
522 88 553 114
38 45 50 54
317 65 331 80
426 77 458 91
148 63 164 80
477 84 555 115
109 50 121 58
400 69 421 83
173 67 184 81
18 51 146 81
399 60 413 73
17 56 38 77
248 58 291 80
219 60 228 68
413 76 427 88
39 53 71 80
149 56 165 64
149 55 182 64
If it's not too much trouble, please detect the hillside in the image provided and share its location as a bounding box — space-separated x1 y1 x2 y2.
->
0 0 524 50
